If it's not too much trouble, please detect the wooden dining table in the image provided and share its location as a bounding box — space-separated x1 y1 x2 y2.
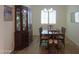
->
41 29 63 36
41 28 64 45
41 29 64 53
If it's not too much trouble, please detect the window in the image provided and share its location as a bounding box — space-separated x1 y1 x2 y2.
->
41 8 56 24
41 9 48 24
75 12 79 23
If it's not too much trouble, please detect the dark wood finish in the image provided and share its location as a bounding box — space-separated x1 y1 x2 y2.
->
40 28 64 53
57 27 66 46
39 27 49 47
14 5 32 50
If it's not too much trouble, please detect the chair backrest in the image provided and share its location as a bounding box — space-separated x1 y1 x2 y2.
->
61 27 66 34
39 27 42 36
61 27 66 38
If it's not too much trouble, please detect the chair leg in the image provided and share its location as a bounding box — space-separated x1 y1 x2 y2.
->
64 41 65 47
62 40 65 47
40 40 42 46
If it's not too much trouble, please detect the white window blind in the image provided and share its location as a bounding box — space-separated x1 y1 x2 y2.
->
75 12 79 23
41 8 56 24
41 10 48 24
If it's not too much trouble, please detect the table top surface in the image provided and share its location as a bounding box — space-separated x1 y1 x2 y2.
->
41 29 63 35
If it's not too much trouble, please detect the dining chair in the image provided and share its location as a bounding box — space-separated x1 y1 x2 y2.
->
39 27 48 47
48 34 59 54
57 27 66 47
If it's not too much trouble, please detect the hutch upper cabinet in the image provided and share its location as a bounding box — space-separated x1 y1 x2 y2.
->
15 5 32 50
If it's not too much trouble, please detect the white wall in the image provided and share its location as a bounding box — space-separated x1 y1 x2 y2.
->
31 5 67 36
66 5 79 46
0 6 5 53
0 5 15 53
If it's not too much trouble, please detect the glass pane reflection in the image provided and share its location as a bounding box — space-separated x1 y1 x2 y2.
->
22 9 27 31
16 9 20 31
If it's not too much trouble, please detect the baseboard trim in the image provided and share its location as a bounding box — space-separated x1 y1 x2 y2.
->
33 35 39 37
66 36 79 47
33 35 39 36
10 50 15 54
